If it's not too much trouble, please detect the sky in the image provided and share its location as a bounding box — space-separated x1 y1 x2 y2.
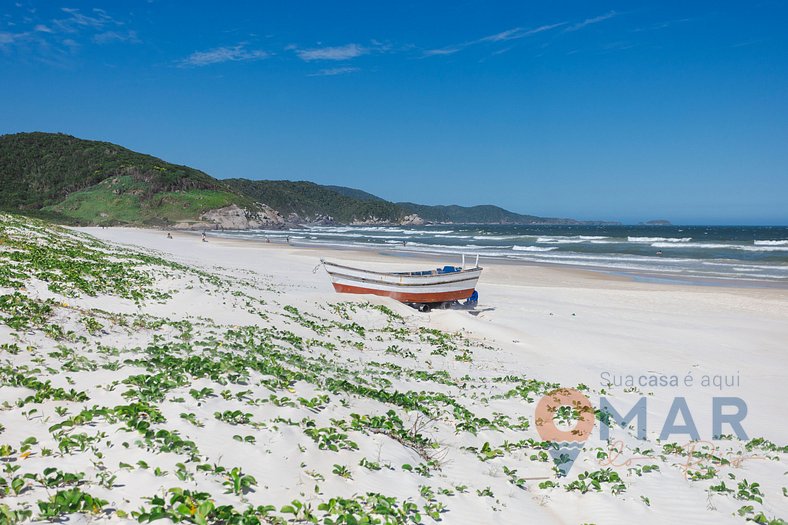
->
1 1 787 224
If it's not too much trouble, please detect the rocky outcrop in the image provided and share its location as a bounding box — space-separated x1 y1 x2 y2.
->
287 213 425 227
399 214 424 226
172 204 285 230
350 216 386 226
286 213 335 225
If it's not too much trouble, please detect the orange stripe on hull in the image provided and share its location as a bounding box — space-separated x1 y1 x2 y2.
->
332 283 474 303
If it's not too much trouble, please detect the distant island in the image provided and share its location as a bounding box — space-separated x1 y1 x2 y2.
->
0 132 616 229
641 219 673 226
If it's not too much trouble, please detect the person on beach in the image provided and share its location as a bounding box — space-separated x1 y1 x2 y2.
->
202 231 207 243
167 232 172 239
286 235 290 244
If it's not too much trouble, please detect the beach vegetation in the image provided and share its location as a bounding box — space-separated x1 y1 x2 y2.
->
565 469 627 495
223 467 258 495
36 489 107 520
0 213 783 524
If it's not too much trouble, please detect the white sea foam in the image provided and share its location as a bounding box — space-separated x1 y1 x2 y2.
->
738 246 788 252
514 252 696 264
536 236 606 243
754 240 788 246
536 235 613 244
536 237 578 244
651 242 788 252
512 245 558 252
628 237 692 243
650 242 733 249
473 235 520 240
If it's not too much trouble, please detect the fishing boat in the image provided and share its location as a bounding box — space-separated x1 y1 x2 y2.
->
321 256 482 309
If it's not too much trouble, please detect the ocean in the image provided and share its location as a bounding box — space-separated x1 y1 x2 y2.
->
215 224 788 285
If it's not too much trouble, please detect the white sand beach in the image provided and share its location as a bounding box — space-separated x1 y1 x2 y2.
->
84 227 788 440
1 220 786 524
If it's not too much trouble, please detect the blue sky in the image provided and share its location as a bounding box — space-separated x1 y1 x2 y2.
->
1 1 786 224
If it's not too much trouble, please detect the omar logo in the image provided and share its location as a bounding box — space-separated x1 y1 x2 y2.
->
535 388 595 476
535 385 750 476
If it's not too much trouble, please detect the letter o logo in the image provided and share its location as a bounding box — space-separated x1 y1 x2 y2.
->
535 388 595 443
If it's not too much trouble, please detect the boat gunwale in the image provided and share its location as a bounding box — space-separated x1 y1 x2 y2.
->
326 270 481 288
321 259 482 279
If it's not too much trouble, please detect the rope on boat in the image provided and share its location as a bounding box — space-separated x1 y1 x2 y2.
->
312 260 324 274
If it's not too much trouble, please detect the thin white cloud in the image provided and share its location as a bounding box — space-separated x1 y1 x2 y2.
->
423 13 617 58
93 30 140 44
53 7 118 33
308 66 360 77
0 31 29 45
296 43 367 61
0 6 139 65
423 22 566 57
422 46 462 57
564 11 617 32
522 22 568 37
179 44 270 67
479 28 524 43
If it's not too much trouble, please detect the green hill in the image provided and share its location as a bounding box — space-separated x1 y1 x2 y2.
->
223 179 403 223
322 185 387 202
0 132 588 226
397 202 564 224
0 132 252 225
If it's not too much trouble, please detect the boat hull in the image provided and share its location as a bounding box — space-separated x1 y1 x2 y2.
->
323 260 481 304
330 282 477 303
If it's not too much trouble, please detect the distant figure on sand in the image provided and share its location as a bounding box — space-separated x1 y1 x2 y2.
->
202 231 207 243
286 236 290 244
167 232 172 239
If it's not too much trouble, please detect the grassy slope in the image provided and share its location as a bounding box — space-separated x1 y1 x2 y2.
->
0 132 247 225
223 179 404 223
47 175 241 226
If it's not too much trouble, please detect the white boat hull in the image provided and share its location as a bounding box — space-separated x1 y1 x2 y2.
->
322 260 481 303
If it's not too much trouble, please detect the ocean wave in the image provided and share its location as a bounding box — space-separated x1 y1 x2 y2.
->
306 226 454 235
505 255 787 281
512 245 558 252
473 235 520 240
651 242 788 252
754 240 788 246
512 252 696 264
537 235 611 244
536 237 579 244
628 237 692 243
392 241 512 252
738 246 788 252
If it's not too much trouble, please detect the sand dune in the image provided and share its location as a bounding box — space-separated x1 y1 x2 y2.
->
0 219 785 524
